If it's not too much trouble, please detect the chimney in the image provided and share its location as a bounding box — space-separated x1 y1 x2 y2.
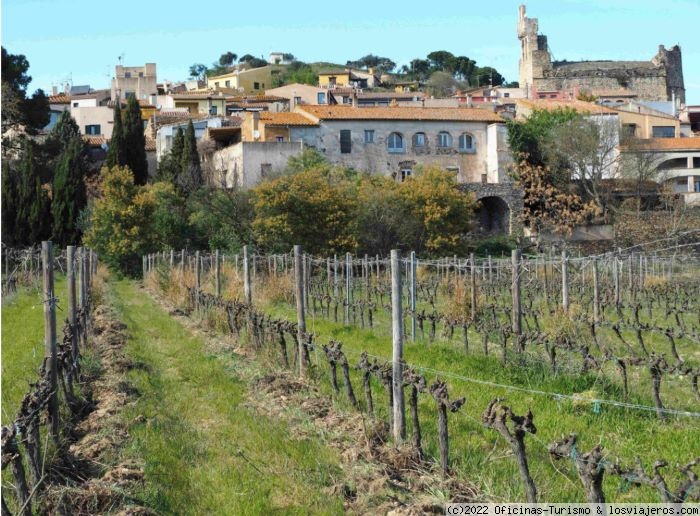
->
352 91 358 108
52 85 58 96
64 83 70 95
291 92 296 111
467 95 473 108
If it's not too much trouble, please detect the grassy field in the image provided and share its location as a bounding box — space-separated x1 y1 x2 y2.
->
172 264 700 503
109 279 345 515
1 275 66 424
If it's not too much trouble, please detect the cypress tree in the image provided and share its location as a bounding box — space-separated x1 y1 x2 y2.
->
17 141 51 244
156 127 184 183
52 136 87 245
105 102 126 168
1 160 20 245
123 95 148 184
178 120 202 195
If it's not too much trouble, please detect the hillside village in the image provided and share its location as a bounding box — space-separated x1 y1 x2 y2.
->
19 4 696 246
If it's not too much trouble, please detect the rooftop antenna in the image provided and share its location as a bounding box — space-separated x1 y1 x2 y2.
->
118 53 125 66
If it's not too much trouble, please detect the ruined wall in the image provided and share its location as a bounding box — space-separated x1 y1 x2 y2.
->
518 6 685 103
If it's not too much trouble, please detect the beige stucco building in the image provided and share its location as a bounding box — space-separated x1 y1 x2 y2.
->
207 66 274 95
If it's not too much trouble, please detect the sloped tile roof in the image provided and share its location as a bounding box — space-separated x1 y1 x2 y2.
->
298 105 504 122
260 112 319 126
49 94 71 104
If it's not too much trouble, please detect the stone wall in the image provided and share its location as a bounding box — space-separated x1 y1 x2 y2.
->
460 183 524 235
290 120 506 182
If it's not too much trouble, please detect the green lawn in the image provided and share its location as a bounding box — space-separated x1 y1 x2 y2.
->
2 275 67 424
109 279 344 515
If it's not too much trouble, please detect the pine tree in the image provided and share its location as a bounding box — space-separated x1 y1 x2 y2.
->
105 102 126 168
52 136 87 245
178 120 202 195
123 95 148 185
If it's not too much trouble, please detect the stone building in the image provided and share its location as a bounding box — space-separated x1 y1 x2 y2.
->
517 5 685 105
111 63 157 102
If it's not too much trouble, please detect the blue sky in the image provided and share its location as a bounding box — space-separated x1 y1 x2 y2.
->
2 0 699 104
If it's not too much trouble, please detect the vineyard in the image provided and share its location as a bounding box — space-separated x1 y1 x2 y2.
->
142 243 700 504
2 241 698 512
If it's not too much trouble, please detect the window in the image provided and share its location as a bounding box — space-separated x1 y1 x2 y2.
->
124 91 135 99
317 92 326 104
622 124 637 137
209 105 218 115
503 92 510 98
85 124 101 135
340 130 351 154
695 180 700 193
262 83 265 89
225 80 230 88
413 132 426 147
329 76 337 86
254 82 260 90
73 102 79 107
294 96 302 105
400 169 412 182
652 126 675 138
458 133 475 152
364 130 374 143
437 131 452 148
387 132 404 153
261 163 272 178
138 72 144 78
446 166 460 175
276 136 284 142
125 72 131 78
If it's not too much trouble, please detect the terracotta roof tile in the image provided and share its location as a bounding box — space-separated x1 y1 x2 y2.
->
297 105 504 122
82 135 108 146
145 137 156 151
260 112 319 126
49 94 71 104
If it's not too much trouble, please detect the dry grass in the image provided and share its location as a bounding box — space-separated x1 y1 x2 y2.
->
254 272 295 306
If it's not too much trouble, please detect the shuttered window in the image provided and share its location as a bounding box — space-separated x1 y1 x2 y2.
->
340 130 351 154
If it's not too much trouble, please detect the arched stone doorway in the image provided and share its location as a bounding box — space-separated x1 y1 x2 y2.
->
475 196 511 235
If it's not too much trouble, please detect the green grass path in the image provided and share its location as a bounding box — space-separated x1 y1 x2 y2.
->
110 279 344 515
2 276 66 424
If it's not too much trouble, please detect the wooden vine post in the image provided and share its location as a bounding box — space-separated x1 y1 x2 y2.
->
410 250 417 342
345 252 352 323
592 258 600 324
42 241 59 442
482 399 537 502
470 252 477 320
562 250 569 312
391 249 406 442
67 245 78 362
215 249 221 297
511 249 522 348
243 245 252 305
294 245 308 377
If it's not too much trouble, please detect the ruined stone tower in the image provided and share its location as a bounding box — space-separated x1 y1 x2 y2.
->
517 5 685 105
